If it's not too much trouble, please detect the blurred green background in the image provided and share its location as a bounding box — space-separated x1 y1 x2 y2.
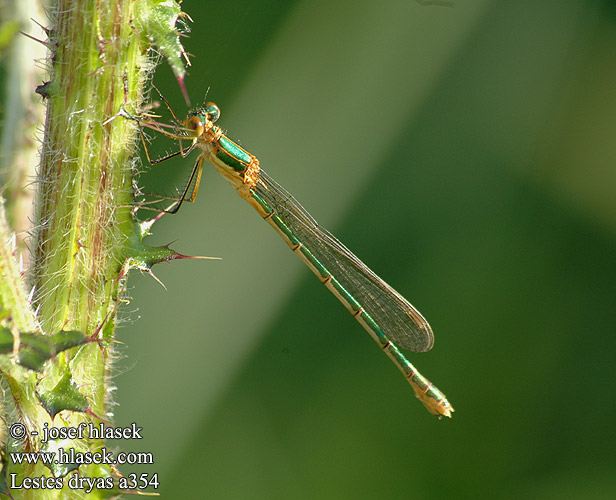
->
8 0 616 498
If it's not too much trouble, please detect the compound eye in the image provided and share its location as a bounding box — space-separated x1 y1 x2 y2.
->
204 103 220 123
186 115 205 136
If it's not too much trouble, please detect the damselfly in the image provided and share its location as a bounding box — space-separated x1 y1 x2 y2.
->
131 89 454 418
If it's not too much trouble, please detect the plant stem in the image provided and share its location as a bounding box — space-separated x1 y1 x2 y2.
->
0 0 192 496
31 0 144 338
0 0 189 494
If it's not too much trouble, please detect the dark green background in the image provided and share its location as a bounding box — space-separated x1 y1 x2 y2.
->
17 0 616 498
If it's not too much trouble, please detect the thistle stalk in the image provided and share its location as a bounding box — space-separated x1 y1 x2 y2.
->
0 0 189 497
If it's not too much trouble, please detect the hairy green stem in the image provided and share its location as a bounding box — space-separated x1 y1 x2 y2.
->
0 0 189 497
31 0 144 337
18 0 147 496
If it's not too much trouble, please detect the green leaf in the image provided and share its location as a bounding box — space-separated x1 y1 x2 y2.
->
0 328 89 371
50 330 90 353
134 0 191 102
122 217 208 283
15 333 53 371
37 368 89 419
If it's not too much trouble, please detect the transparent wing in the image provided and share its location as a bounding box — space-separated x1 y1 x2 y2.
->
254 170 434 353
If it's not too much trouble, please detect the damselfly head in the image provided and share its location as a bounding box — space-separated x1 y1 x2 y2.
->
185 103 221 136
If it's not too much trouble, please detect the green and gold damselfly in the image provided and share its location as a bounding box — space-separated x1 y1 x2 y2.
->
130 89 454 418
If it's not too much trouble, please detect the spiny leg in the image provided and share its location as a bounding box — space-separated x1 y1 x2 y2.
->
147 86 205 160
116 92 196 164
133 114 203 213
127 87 206 214
137 154 205 214
136 117 198 165
167 154 205 214
152 84 184 124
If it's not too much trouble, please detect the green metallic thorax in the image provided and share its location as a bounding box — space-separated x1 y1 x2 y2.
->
214 129 253 173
